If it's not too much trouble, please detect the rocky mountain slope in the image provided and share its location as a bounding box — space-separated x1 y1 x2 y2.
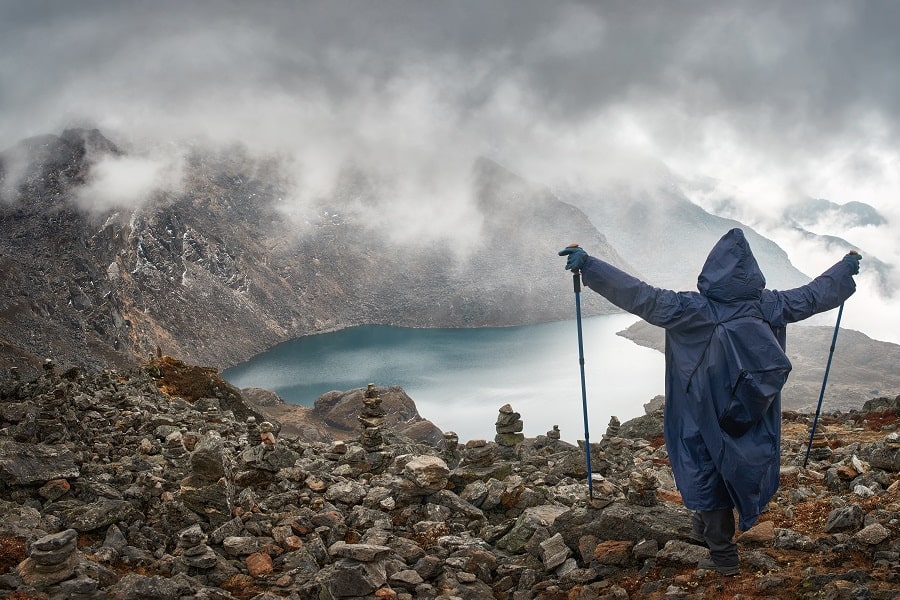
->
2 128 896 418
0 129 627 377
0 359 898 599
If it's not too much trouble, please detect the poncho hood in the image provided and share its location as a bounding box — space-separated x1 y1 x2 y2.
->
697 228 765 303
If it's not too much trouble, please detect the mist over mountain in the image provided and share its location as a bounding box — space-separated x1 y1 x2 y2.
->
783 226 895 297
2 128 897 414
562 184 811 292
0 129 629 376
784 198 888 230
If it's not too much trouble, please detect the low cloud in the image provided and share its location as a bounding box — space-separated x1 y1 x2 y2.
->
74 153 184 213
2 1 899 340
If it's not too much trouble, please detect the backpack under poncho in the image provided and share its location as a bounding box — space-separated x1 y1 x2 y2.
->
703 315 793 437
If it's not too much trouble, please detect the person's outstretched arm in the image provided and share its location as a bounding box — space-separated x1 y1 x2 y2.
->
765 252 860 324
560 246 695 328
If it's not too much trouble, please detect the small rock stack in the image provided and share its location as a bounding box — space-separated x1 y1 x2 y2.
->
495 403 524 446
598 415 637 473
17 528 79 588
548 425 561 441
441 431 461 467
807 428 833 461
603 416 621 440
163 430 188 461
259 420 277 446
176 524 218 571
180 432 232 527
245 416 260 446
358 383 386 450
626 468 660 506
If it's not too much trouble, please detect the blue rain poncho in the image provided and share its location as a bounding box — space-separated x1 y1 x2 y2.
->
580 228 856 530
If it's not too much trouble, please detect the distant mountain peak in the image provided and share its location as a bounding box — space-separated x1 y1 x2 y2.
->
784 197 887 229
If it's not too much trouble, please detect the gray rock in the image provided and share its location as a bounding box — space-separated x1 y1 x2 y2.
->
497 505 569 553
554 501 693 549
853 522 891 545
400 455 450 495
189 434 227 482
390 568 425 587
222 536 261 556
0 440 80 485
774 528 816 551
656 539 708 566
108 573 183 599
67 499 135 532
824 504 866 533
863 441 900 472
539 532 572 570
102 523 128 551
209 516 245 545
315 558 388 597
328 541 393 562
324 479 368 505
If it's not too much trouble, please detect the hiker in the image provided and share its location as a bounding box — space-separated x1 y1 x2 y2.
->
559 228 860 574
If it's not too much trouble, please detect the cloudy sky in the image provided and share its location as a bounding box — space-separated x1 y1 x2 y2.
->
2 0 898 341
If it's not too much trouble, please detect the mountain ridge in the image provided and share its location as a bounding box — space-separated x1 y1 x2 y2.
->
2 128 897 417
1 129 625 376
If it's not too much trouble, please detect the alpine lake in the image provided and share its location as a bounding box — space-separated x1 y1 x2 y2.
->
223 314 665 444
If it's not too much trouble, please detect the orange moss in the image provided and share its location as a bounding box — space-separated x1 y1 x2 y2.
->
145 355 232 403
0 536 26 574
219 573 266 599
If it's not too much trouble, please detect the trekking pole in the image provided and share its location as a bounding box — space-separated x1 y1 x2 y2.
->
569 260 594 499
803 301 845 467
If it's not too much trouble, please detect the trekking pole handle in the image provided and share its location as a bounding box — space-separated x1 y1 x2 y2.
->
566 243 583 292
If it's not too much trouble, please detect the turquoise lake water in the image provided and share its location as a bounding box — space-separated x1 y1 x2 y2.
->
222 314 665 443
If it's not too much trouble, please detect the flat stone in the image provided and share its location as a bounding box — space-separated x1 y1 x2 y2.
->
17 553 78 588
853 523 890 545
0 441 80 485
738 519 775 544
328 541 393 562
181 548 218 569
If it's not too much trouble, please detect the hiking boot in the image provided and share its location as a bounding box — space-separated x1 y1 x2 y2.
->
698 557 739 576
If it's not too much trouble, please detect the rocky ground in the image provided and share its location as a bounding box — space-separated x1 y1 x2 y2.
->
0 357 898 599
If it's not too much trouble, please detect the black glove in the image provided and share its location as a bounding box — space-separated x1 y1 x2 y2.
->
558 245 588 271
843 251 862 275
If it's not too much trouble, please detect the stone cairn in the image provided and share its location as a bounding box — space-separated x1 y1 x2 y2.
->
807 428 833 461
163 430 188 462
176 524 218 571
495 403 524 447
601 415 621 444
17 529 80 588
259 420 277 446
626 468 660 506
441 431 461 468
359 383 386 450
547 425 561 441
457 439 498 469
599 415 637 472
245 416 260 446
